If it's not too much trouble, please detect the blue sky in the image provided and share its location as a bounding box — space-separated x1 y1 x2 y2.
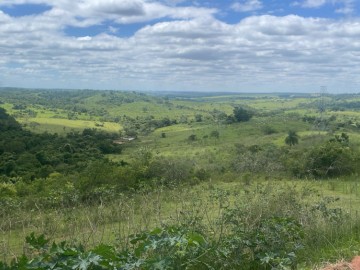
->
0 0 360 92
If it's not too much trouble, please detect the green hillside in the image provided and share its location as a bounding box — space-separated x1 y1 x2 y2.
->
1 88 360 269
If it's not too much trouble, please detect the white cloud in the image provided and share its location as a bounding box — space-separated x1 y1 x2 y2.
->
0 1 360 92
335 0 355 14
300 0 327 8
0 0 217 25
231 0 263 12
0 10 11 23
108 26 118 34
95 0 145 15
296 0 355 14
77 36 92 41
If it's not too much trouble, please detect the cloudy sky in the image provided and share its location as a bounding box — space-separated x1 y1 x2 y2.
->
1 0 360 92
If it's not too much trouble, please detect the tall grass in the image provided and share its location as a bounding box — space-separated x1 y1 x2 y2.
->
2 179 360 267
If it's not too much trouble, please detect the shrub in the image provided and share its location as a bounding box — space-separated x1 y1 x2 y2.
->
188 134 197 141
210 130 220 139
304 141 356 178
233 106 253 122
262 125 277 135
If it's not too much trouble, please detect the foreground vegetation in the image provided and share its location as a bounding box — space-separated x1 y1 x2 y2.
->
2 180 360 269
1 88 360 268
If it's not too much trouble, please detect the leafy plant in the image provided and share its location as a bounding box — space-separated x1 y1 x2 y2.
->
3 228 210 270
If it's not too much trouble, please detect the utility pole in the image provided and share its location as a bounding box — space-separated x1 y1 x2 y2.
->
317 86 327 131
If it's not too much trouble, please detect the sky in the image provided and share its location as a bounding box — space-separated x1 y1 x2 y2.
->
1 0 360 93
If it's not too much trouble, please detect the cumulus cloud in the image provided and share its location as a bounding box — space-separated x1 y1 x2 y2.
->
0 10 11 22
81 0 146 16
0 0 216 25
231 0 263 12
0 1 360 91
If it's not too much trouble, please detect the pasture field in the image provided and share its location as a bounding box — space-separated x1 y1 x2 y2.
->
1 88 360 268
20 118 121 134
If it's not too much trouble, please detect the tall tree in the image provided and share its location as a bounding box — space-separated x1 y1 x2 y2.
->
285 130 299 147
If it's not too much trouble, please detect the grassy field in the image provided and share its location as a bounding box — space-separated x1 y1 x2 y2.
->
2 178 360 268
20 118 122 134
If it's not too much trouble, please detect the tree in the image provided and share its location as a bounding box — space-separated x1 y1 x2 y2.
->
285 131 299 147
233 107 253 122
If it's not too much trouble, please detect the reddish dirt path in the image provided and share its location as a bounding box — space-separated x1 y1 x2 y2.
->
321 256 360 270
351 257 360 270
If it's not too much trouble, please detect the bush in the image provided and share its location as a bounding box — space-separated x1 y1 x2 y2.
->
285 134 358 178
3 215 303 270
210 130 220 139
262 125 277 135
304 141 356 177
233 144 284 174
147 157 194 186
233 106 253 122
188 134 197 141
218 217 303 269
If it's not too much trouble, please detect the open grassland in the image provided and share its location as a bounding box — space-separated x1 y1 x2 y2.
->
19 118 121 134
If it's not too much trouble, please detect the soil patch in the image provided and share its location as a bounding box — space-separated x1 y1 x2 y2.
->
320 256 360 270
